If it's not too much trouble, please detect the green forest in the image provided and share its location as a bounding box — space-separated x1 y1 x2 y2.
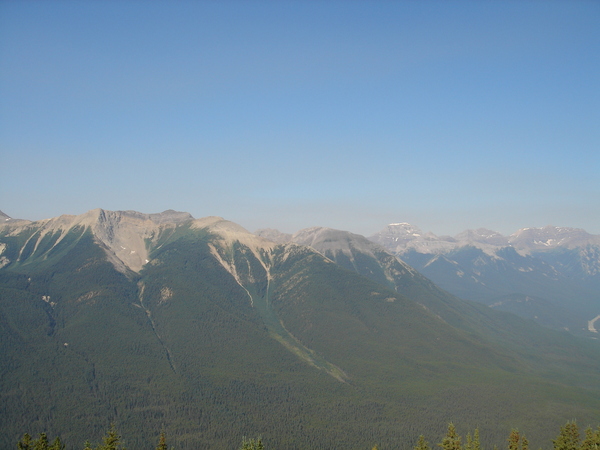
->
16 421 600 450
3 221 600 449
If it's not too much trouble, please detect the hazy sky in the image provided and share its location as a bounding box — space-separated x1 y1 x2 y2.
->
1 1 598 236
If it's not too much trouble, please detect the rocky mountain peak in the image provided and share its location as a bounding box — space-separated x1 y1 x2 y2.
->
146 209 193 224
454 228 509 246
292 226 377 255
76 209 192 273
254 228 293 244
0 210 29 225
191 216 277 255
382 222 425 237
369 222 455 254
509 226 598 250
0 209 197 274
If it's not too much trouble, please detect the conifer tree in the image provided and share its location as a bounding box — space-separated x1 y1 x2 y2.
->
508 430 520 450
466 430 482 450
522 435 529 450
155 431 168 450
33 433 49 450
17 433 64 450
580 427 600 450
553 421 580 450
97 424 125 450
508 429 528 450
439 423 462 450
239 436 265 450
49 436 65 450
466 432 473 450
17 433 33 450
415 435 431 450
473 429 481 450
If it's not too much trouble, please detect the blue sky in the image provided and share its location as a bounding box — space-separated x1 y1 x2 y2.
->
1 1 598 236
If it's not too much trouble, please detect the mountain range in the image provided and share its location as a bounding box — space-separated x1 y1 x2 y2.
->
367 223 600 336
1 209 600 449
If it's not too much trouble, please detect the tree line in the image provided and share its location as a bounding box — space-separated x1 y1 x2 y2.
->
16 421 600 450
16 425 265 450
406 422 600 450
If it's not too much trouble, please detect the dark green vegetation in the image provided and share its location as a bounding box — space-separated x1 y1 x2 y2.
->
2 212 600 449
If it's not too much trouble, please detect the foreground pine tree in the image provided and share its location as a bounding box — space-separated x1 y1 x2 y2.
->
465 429 481 450
439 423 462 450
239 436 265 450
415 435 431 450
17 433 64 450
96 425 125 450
554 421 581 450
507 429 528 450
155 431 168 450
580 426 600 450
17 433 32 450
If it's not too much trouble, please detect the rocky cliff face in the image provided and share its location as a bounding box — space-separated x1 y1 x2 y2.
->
0 209 194 273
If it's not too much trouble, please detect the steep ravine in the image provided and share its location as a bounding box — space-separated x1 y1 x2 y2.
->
137 281 177 374
211 241 349 382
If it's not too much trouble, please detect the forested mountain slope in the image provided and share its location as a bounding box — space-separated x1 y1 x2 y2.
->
286 226 600 383
369 223 600 336
2 210 600 449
